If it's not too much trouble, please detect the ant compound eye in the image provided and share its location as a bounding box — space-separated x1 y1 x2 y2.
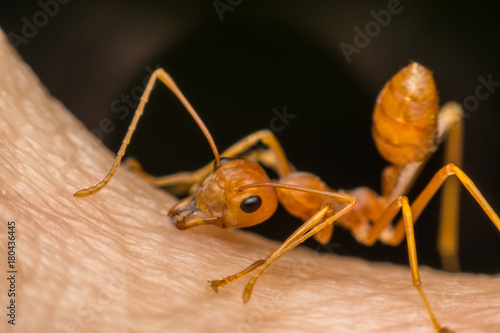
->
240 195 262 214
213 157 233 170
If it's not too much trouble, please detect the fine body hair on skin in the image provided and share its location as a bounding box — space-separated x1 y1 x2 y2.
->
0 30 499 333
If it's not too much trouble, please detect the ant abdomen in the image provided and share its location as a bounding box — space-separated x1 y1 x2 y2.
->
372 62 439 165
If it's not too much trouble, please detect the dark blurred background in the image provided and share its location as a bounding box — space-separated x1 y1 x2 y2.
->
1 0 499 273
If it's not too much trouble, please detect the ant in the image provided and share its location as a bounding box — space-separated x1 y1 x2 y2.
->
75 62 500 332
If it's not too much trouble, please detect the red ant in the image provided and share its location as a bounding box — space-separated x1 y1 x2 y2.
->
75 62 500 332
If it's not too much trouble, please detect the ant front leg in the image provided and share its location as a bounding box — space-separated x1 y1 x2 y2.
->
209 205 335 294
210 183 356 302
210 204 351 301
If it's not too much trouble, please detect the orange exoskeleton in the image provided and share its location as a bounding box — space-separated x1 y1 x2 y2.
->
75 62 500 332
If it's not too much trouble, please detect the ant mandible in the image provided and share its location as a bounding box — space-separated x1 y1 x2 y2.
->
74 62 500 332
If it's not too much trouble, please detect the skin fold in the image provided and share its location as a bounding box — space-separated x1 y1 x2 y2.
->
0 31 499 333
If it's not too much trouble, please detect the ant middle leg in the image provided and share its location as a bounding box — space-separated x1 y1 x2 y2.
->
126 129 295 195
359 163 500 332
381 164 500 247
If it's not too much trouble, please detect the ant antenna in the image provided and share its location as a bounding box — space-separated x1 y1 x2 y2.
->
73 69 221 197
239 183 354 204
161 71 221 167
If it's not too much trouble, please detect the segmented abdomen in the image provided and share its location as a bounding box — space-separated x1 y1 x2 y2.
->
372 62 439 165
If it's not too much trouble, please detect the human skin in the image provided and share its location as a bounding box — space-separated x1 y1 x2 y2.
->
0 30 499 333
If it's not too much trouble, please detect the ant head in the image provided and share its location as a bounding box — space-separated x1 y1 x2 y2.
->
169 158 278 230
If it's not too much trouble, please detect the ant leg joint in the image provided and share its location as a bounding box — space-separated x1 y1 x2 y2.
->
399 195 409 205
443 163 457 174
324 202 336 215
